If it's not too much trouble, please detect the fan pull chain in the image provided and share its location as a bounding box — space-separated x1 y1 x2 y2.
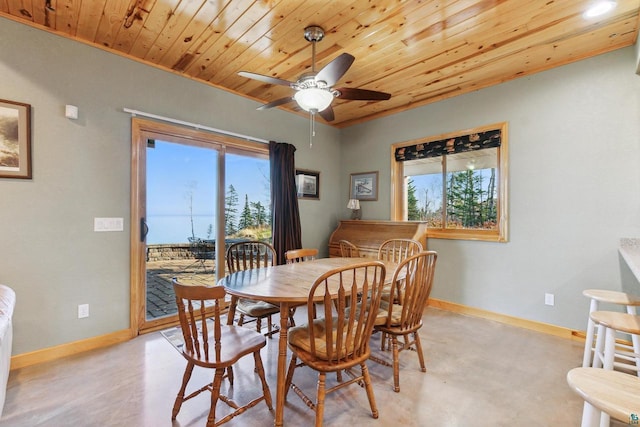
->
309 110 317 148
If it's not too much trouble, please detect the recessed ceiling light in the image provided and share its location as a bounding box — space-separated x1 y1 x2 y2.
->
584 1 617 18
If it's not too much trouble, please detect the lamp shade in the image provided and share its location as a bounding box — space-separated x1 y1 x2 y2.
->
347 199 360 210
294 88 334 112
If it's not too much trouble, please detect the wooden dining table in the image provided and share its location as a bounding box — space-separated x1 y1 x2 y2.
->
219 256 398 427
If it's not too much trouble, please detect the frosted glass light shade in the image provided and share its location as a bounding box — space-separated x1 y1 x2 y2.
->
294 88 333 112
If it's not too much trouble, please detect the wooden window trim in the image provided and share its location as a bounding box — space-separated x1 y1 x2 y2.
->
390 122 509 242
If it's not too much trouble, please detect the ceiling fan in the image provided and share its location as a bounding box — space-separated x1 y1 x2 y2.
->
238 26 391 123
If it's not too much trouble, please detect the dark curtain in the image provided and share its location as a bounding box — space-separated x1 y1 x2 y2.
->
394 128 502 161
269 141 302 265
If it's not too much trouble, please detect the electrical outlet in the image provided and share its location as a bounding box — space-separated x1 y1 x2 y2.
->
78 304 89 318
544 293 555 306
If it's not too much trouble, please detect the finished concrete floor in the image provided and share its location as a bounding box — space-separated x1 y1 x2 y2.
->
1 308 594 426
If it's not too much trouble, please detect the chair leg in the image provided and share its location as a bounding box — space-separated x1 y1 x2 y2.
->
592 323 605 368
256 317 262 333
254 351 273 410
288 307 297 326
172 361 194 420
361 362 379 419
413 332 427 372
582 299 598 367
380 332 387 351
238 313 245 326
227 365 234 385
581 400 600 427
284 354 298 400
625 305 640 375
267 314 273 337
315 372 327 427
206 368 225 427
391 336 401 392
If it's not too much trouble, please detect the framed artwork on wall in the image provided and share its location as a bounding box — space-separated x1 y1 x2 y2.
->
350 171 378 201
296 169 320 199
0 99 32 179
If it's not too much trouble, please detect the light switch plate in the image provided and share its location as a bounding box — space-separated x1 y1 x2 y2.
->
94 217 124 232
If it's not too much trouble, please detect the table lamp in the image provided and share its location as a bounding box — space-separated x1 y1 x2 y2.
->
347 199 361 220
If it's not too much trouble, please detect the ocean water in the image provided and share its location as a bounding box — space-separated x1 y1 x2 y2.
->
146 214 215 244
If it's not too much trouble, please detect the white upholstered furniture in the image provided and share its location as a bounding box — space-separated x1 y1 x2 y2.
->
0 284 16 417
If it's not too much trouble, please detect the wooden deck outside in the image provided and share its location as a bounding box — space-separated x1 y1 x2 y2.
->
146 258 217 319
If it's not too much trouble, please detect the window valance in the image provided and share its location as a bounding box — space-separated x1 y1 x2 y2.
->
394 128 502 162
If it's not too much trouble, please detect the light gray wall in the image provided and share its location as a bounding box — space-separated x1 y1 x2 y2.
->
341 46 640 330
0 18 341 355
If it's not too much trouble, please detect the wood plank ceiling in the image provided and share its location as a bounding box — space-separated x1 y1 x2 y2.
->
2 0 639 128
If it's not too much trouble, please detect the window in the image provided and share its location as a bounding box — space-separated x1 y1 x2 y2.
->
391 122 508 242
131 118 270 332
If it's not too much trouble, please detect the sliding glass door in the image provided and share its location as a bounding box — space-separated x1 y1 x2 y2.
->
145 139 218 323
131 118 269 333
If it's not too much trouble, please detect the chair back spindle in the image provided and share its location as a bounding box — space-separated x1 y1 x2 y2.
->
225 241 280 337
339 240 361 258
227 241 276 273
305 261 385 364
285 248 319 264
377 238 422 263
174 282 225 362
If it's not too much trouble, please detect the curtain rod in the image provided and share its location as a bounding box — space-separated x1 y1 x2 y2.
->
122 108 269 144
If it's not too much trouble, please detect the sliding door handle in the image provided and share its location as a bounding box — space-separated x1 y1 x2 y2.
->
140 218 149 242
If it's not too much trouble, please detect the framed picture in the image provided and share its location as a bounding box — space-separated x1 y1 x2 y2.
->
0 99 31 179
295 169 320 200
350 171 378 201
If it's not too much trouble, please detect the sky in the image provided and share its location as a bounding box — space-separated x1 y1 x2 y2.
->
146 139 269 243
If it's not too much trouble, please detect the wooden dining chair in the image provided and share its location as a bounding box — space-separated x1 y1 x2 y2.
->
171 279 273 426
284 261 386 427
377 238 423 263
338 239 360 257
284 248 319 324
369 251 438 392
226 241 281 337
285 248 319 263
377 238 424 311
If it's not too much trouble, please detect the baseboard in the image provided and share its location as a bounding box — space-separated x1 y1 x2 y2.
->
7 301 586 370
10 329 134 370
428 298 584 341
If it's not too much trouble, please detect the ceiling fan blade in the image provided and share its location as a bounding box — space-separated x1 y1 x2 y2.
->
336 87 391 101
315 53 355 86
257 97 294 110
318 106 335 122
238 71 294 87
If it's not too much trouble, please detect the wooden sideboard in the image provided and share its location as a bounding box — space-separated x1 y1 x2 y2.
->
328 220 428 258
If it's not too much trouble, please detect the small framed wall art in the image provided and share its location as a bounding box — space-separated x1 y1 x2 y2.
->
350 171 378 201
0 99 32 179
295 169 320 199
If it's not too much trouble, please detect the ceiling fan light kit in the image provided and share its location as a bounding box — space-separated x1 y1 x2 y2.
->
238 25 391 145
294 88 334 112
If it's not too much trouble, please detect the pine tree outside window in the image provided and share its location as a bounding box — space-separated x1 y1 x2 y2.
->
391 123 508 242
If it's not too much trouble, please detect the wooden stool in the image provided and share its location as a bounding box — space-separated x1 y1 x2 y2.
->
567 367 640 427
589 311 640 427
582 289 640 369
